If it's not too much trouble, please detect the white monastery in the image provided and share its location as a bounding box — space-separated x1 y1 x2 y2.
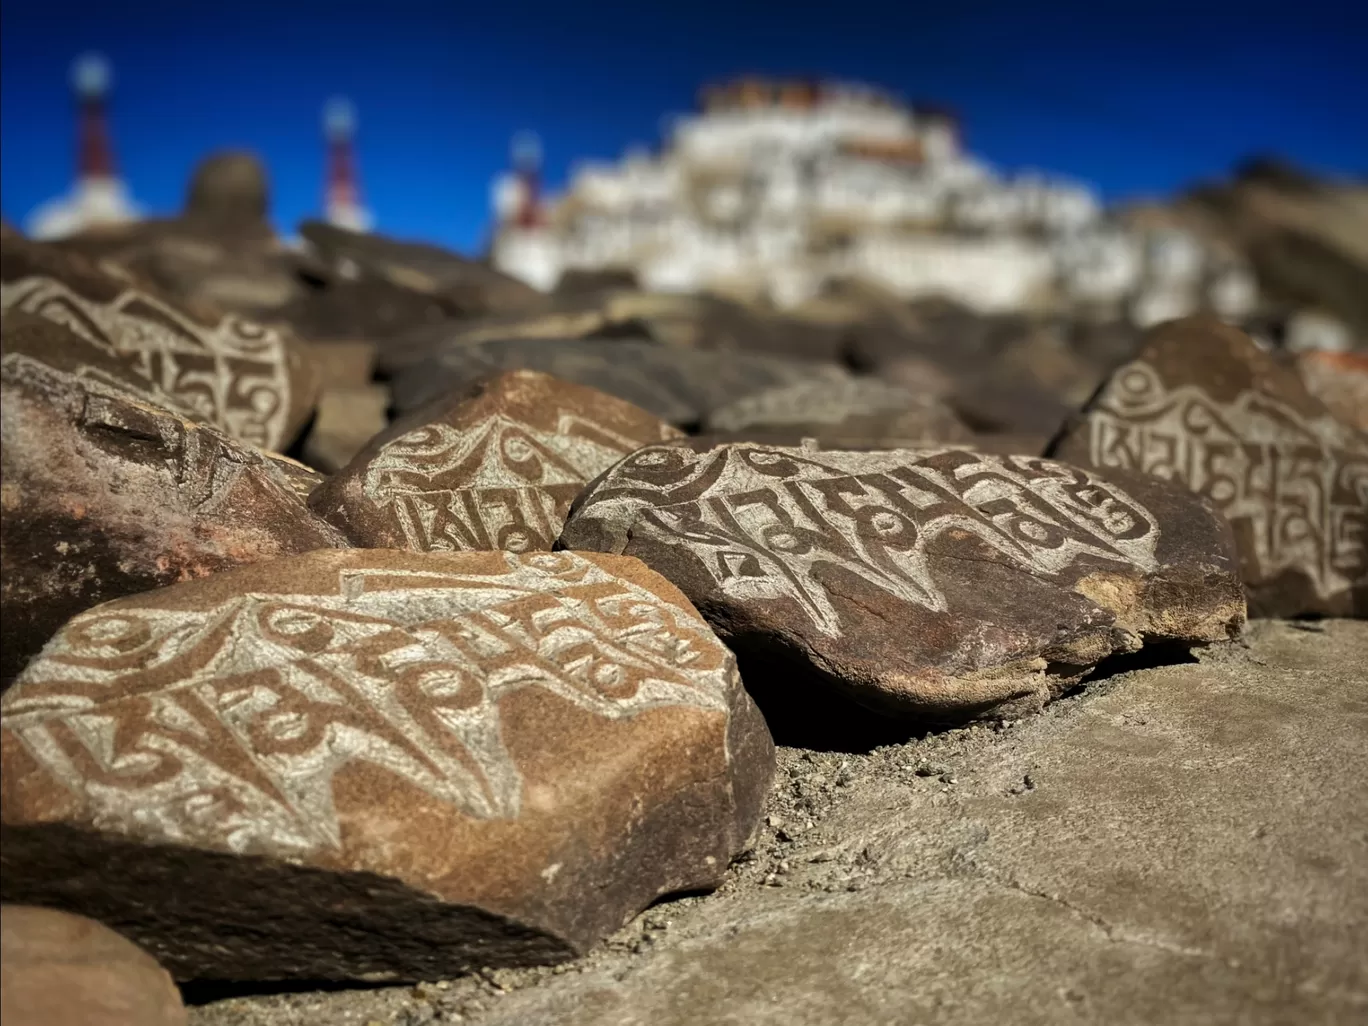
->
490 77 1257 326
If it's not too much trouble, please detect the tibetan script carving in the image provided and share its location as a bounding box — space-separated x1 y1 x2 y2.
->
359 414 668 553
1 275 292 450
564 444 1161 637
1085 361 1368 600
2 552 732 856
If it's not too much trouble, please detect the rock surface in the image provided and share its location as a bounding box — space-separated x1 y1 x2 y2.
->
311 370 682 552
561 441 1245 721
702 377 971 443
298 221 544 318
391 338 850 426
0 549 773 982
1295 348 1368 433
1 233 319 451
0 350 346 686
1 905 186 1026
1049 315 1368 617
300 385 391 474
186 619 1368 1026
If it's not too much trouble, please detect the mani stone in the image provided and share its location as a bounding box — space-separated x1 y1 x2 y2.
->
560 441 1246 723
0 906 186 1026
390 337 851 427
702 377 972 443
1049 316 1368 618
0 233 320 452
309 370 683 552
0 350 346 687
0 548 774 982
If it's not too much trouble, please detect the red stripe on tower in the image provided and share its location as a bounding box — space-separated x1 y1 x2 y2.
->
73 53 115 181
323 97 372 232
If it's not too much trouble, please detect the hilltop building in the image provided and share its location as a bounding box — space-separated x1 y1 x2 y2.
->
27 53 143 240
490 77 1256 324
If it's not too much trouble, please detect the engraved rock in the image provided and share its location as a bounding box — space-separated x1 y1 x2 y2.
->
0 549 773 981
0 906 186 1026
561 442 1245 722
1 233 320 451
390 338 851 427
1049 316 1368 617
310 370 682 552
0 349 347 686
702 378 971 443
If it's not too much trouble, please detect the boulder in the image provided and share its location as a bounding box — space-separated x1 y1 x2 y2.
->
302 384 392 474
1 233 320 451
310 370 682 551
390 338 850 427
0 549 773 981
560 441 1245 722
1049 316 1368 617
0 349 346 686
184 151 270 229
1 906 185 1026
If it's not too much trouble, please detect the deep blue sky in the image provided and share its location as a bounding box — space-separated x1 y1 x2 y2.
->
2 1 1365 255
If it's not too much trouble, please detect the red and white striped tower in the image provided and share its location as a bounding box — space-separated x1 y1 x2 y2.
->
323 96 372 232
27 53 142 239
511 130 545 228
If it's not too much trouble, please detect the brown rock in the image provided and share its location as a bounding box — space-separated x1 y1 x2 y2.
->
1049 316 1368 617
1295 349 1368 433
310 370 682 552
702 378 971 443
0 906 185 1026
0 548 773 981
1 233 320 451
302 384 392 474
0 351 346 686
307 339 378 390
391 338 851 426
184 151 270 229
560 441 1245 722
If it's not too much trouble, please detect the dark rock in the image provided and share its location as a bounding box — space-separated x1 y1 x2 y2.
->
0 549 773 981
1 233 320 451
702 378 970 443
0 349 346 686
299 221 545 318
1049 316 1368 617
310 369 681 551
560 441 1245 722
184 151 270 229
391 338 850 427
0 905 186 1026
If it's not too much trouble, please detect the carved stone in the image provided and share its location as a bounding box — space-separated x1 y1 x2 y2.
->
1295 349 1368 434
1050 316 1368 617
310 370 683 552
561 441 1245 722
390 338 851 426
0 549 773 981
0 350 346 686
1 906 186 1026
0 234 320 451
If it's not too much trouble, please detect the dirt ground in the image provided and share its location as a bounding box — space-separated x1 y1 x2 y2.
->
190 619 1368 1026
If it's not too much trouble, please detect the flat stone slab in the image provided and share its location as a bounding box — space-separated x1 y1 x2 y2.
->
187 619 1368 1026
1 549 773 982
561 441 1245 721
1049 316 1368 617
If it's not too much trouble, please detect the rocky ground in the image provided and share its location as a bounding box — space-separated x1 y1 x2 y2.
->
190 618 1368 1026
